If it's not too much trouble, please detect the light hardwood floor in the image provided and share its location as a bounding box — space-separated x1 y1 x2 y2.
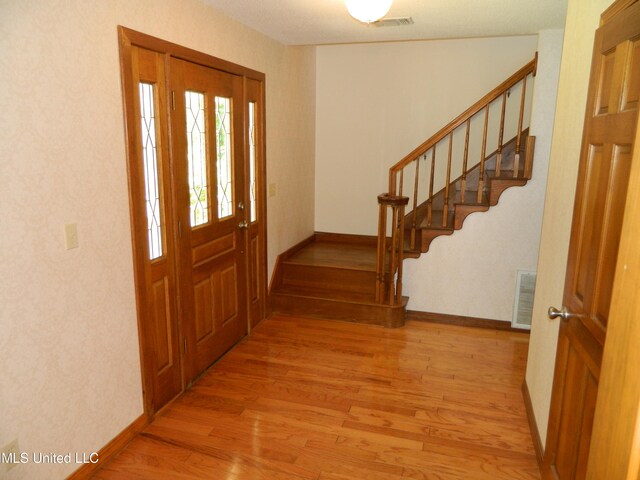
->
93 315 540 479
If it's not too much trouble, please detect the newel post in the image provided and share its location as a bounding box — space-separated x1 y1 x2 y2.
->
376 194 409 305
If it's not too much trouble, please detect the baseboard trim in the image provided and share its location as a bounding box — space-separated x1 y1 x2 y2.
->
407 310 529 332
66 413 148 480
267 234 315 299
522 380 544 469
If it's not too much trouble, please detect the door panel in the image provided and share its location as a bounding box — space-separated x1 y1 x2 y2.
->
543 3 640 478
151 277 172 371
130 46 183 413
621 39 640 111
171 58 248 383
593 144 632 324
245 78 266 329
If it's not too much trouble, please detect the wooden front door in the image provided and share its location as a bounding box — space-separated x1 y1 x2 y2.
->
542 2 640 478
170 58 248 384
119 28 267 415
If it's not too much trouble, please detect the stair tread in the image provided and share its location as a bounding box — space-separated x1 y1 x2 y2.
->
273 284 376 304
284 241 377 272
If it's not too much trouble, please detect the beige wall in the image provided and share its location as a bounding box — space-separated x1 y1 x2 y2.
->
0 1 315 479
525 0 612 446
404 29 564 322
315 36 538 235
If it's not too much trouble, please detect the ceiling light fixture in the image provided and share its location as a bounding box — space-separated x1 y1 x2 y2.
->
345 0 393 24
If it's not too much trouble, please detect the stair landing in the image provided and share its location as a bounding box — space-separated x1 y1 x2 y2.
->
285 241 377 271
270 233 407 327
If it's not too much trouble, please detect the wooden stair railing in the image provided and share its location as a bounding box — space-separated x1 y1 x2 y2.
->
376 54 538 305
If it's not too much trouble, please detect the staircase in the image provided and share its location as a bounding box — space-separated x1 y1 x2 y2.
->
270 56 538 327
269 233 407 327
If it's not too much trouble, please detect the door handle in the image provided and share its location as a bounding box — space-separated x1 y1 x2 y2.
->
548 306 572 321
238 220 248 229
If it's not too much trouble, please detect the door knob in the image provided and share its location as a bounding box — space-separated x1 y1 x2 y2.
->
548 306 571 321
238 220 248 229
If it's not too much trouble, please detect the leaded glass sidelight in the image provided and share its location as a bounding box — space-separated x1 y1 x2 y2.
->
215 97 233 219
185 91 209 227
248 102 257 223
139 82 163 260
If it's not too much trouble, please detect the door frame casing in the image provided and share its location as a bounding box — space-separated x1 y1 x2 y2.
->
117 26 268 416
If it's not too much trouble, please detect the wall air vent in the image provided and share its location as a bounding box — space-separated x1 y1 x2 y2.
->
512 270 536 330
374 17 414 27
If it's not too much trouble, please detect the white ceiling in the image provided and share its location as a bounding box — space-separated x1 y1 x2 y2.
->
202 0 568 46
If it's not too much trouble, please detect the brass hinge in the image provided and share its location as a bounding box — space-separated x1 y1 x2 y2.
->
184 338 187 353
171 91 175 111
178 220 182 238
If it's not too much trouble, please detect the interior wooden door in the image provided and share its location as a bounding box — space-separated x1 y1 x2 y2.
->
170 58 248 384
542 2 640 478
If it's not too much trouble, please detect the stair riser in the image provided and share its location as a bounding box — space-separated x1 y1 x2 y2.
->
280 263 377 295
270 293 406 328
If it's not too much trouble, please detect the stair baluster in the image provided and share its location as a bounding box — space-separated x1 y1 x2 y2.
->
443 133 453 227
497 91 507 176
477 106 489 203
515 75 528 178
461 119 470 202
427 147 435 226
410 155 421 250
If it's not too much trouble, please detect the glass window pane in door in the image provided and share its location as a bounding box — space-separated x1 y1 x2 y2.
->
185 91 209 227
248 102 257 223
215 97 233 219
139 82 163 260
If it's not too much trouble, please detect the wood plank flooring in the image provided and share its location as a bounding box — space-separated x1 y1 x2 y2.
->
93 315 540 480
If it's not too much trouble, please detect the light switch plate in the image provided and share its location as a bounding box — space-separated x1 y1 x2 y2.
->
65 223 79 250
268 183 277 197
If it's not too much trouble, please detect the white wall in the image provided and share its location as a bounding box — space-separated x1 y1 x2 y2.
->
404 30 564 321
0 1 315 479
315 36 538 235
526 0 612 446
